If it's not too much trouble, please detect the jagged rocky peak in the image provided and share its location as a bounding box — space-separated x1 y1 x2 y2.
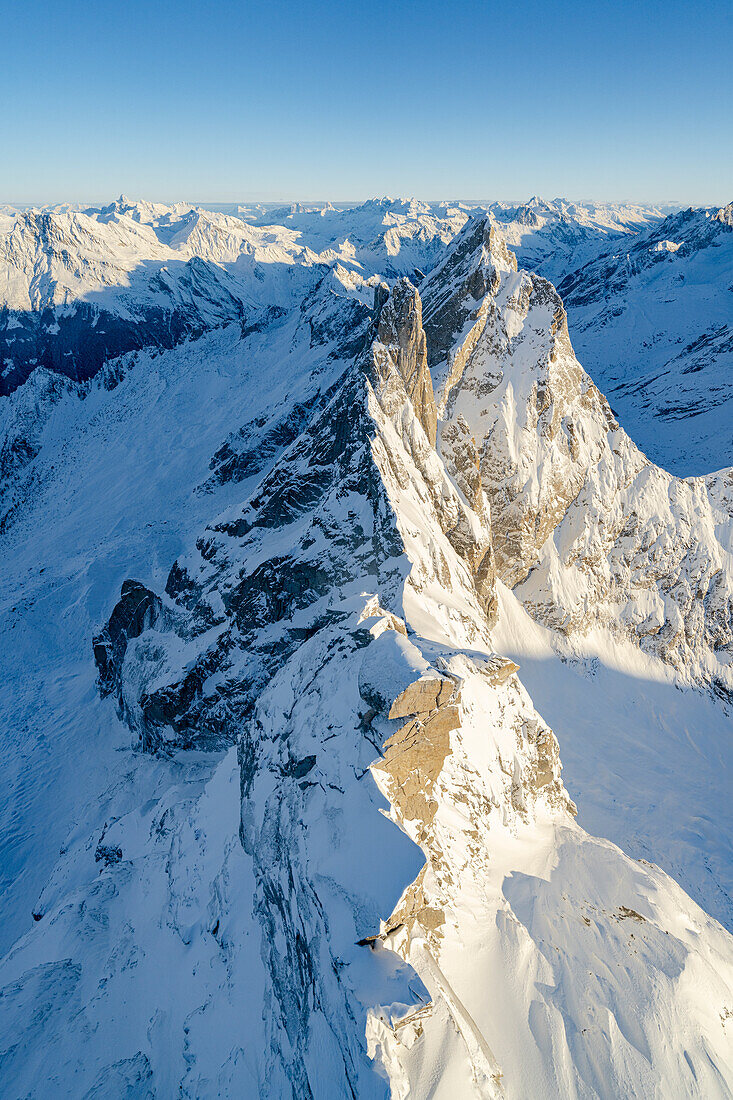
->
367 277 497 625
418 215 517 406
373 276 437 445
425 214 517 317
3 199 733 1099
93 277 500 755
713 199 733 227
418 212 733 687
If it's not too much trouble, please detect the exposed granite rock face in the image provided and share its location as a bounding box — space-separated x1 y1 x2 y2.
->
422 216 517 412
423 215 733 688
388 675 457 720
374 277 437 446
368 279 498 626
367 656 465 847
93 580 162 699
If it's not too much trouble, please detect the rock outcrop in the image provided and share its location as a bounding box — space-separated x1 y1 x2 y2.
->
374 277 437 446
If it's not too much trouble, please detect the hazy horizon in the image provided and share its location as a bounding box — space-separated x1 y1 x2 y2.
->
1 193 725 210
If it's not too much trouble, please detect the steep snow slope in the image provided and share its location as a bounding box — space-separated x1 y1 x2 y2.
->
493 583 733 933
557 203 733 475
0 269 369 947
2 234 733 1098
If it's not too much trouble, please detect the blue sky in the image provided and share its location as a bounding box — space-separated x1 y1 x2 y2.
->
2 0 731 204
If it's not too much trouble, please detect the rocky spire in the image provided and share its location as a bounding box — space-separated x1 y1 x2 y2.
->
373 277 438 446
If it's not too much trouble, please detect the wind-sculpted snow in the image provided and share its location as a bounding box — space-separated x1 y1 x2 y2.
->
1 211 733 1098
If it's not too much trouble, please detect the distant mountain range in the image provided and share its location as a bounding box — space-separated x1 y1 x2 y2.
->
558 202 733 473
3 193 730 475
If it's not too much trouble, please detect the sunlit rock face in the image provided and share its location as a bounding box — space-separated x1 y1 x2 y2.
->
423 216 733 690
374 276 437 447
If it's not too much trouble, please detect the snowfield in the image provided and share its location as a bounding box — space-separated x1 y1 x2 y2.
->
0 197 732 1098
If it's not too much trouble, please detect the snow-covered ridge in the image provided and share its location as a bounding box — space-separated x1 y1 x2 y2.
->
1 228 731 1096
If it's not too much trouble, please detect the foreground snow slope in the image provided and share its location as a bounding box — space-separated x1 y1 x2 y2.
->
493 583 733 935
1 226 732 1097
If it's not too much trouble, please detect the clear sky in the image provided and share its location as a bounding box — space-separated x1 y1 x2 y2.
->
2 0 731 205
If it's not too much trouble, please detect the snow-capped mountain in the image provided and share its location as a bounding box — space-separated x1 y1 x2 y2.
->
486 196 666 283
246 196 470 274
0 196 471 499
0 200 321 398
557 202 733 475
0 196 465 400
1 203 733 1098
